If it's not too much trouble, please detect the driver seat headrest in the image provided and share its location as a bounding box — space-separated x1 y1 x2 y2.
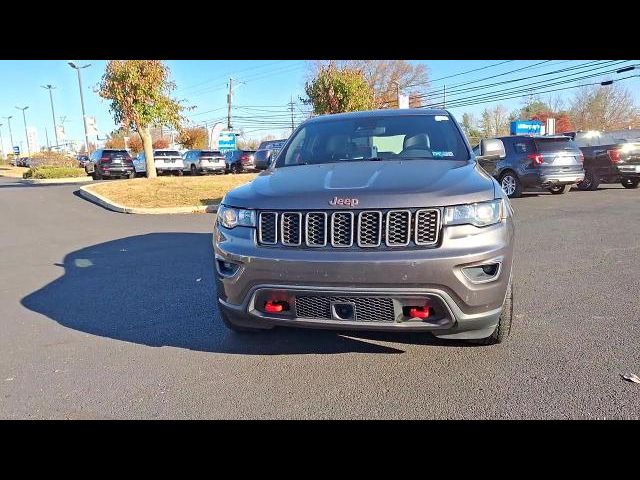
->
403 133 431 150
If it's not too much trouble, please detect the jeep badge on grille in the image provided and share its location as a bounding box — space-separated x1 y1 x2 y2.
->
329 197 359 207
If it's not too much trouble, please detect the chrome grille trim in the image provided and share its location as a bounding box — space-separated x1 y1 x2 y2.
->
305 212 328 247
357 211 382 247
258 212 278 245
385 210 411 247
330 211 354 247
280 212 302 246
414 209 440 246
257 208 441 249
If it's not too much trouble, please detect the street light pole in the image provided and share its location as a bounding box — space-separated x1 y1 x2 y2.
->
41 85 59 149
0 124 4 159
15 106 30 155
68 62 92 154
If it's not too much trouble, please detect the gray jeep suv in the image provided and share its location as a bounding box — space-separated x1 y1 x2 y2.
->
213 109 515 344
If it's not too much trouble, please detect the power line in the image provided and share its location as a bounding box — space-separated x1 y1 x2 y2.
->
428 60 515 83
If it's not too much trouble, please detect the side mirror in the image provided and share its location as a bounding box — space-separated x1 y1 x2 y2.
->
477 138 506 161
254 150 272 171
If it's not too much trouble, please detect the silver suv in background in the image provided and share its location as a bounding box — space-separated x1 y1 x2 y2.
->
214 109 515 345
182 149 227 175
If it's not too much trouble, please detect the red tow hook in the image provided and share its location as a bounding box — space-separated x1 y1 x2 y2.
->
409 306 431 319
264 300 287 313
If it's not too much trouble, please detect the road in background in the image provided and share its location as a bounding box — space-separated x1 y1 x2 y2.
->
0 176 638 419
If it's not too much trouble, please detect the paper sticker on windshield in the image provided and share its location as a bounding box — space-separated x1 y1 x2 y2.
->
432 151 455 157
434 115 449 121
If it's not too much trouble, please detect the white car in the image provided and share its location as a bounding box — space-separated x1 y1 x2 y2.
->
133 149 185 176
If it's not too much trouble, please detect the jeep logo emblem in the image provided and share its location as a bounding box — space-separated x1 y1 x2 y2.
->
329 196 359 207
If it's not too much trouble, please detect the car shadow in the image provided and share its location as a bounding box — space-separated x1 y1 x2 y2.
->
21 232 443 355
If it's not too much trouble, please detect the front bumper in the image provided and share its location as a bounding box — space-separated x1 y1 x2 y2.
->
213 217 514 339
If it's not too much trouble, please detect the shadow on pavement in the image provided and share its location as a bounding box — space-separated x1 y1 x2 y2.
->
21 232 430 355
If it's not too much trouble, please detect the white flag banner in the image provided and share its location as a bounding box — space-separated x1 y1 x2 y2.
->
85 116 98 136
56 124 66 140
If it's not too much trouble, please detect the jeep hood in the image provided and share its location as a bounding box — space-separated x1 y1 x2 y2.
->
223 160 496 210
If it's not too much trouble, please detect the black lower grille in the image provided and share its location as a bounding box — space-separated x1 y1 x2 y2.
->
295 296 396 323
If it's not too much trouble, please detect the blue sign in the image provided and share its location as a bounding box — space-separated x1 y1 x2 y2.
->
510 120 543 135
13 146 20 155
218 132 237 153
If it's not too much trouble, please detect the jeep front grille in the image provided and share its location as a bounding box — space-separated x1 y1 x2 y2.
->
295 296 396 322
258 209 440 249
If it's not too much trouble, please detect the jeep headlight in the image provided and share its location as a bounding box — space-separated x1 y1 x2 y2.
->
217 205 256 229
444 199 504 227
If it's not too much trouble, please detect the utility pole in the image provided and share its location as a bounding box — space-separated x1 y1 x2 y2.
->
68 62 92 154
16 106 30 155
41 84 59 149
0 124 4 159
45 127 50 150
227 77 233 131
3 116 14 154
289 96 295 134
443 84 447 109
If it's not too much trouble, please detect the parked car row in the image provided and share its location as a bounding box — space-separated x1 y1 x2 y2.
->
82 147 272 179
473 131 640 198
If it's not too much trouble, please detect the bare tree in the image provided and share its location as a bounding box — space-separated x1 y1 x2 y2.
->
569 84 640 131
308 60 429 109
480 104 510 137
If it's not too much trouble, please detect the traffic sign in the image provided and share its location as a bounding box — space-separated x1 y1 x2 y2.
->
13 146 20 155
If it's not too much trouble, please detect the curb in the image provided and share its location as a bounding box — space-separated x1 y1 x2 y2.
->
78 185 218 215
20 177 94 185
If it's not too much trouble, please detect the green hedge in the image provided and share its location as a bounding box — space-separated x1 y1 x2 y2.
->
23 166 87 179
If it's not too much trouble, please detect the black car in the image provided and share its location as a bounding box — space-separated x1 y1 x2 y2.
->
85 149 135 180
474 135 585 198
225 149 257 174
77 155 90 168
564 131 640 190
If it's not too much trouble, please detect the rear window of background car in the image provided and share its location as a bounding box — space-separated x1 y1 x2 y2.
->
154 151 181 157
534 138 579 153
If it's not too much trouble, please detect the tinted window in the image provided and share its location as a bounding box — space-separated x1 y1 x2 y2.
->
104 150 130 158
533 138 579 153
512 138 534 154
200 150 223 157
154 150 181 157
277 114 469 167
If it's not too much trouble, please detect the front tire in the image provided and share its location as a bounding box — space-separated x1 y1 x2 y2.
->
621 178 640 189
468 281 513 345
218 305 270 333
499 171 522 198
576 169 599 191
548 184 569 195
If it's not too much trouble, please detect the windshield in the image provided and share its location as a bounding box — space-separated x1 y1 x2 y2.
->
276 114 469 167
154 151 181 157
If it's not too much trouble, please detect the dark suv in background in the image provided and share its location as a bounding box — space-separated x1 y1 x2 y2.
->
225 149 257 173
85 149 135 180
564 131 640 190
474 135 584 198
254 139 287 169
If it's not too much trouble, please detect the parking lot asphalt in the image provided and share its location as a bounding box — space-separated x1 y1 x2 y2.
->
1 175 639 419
